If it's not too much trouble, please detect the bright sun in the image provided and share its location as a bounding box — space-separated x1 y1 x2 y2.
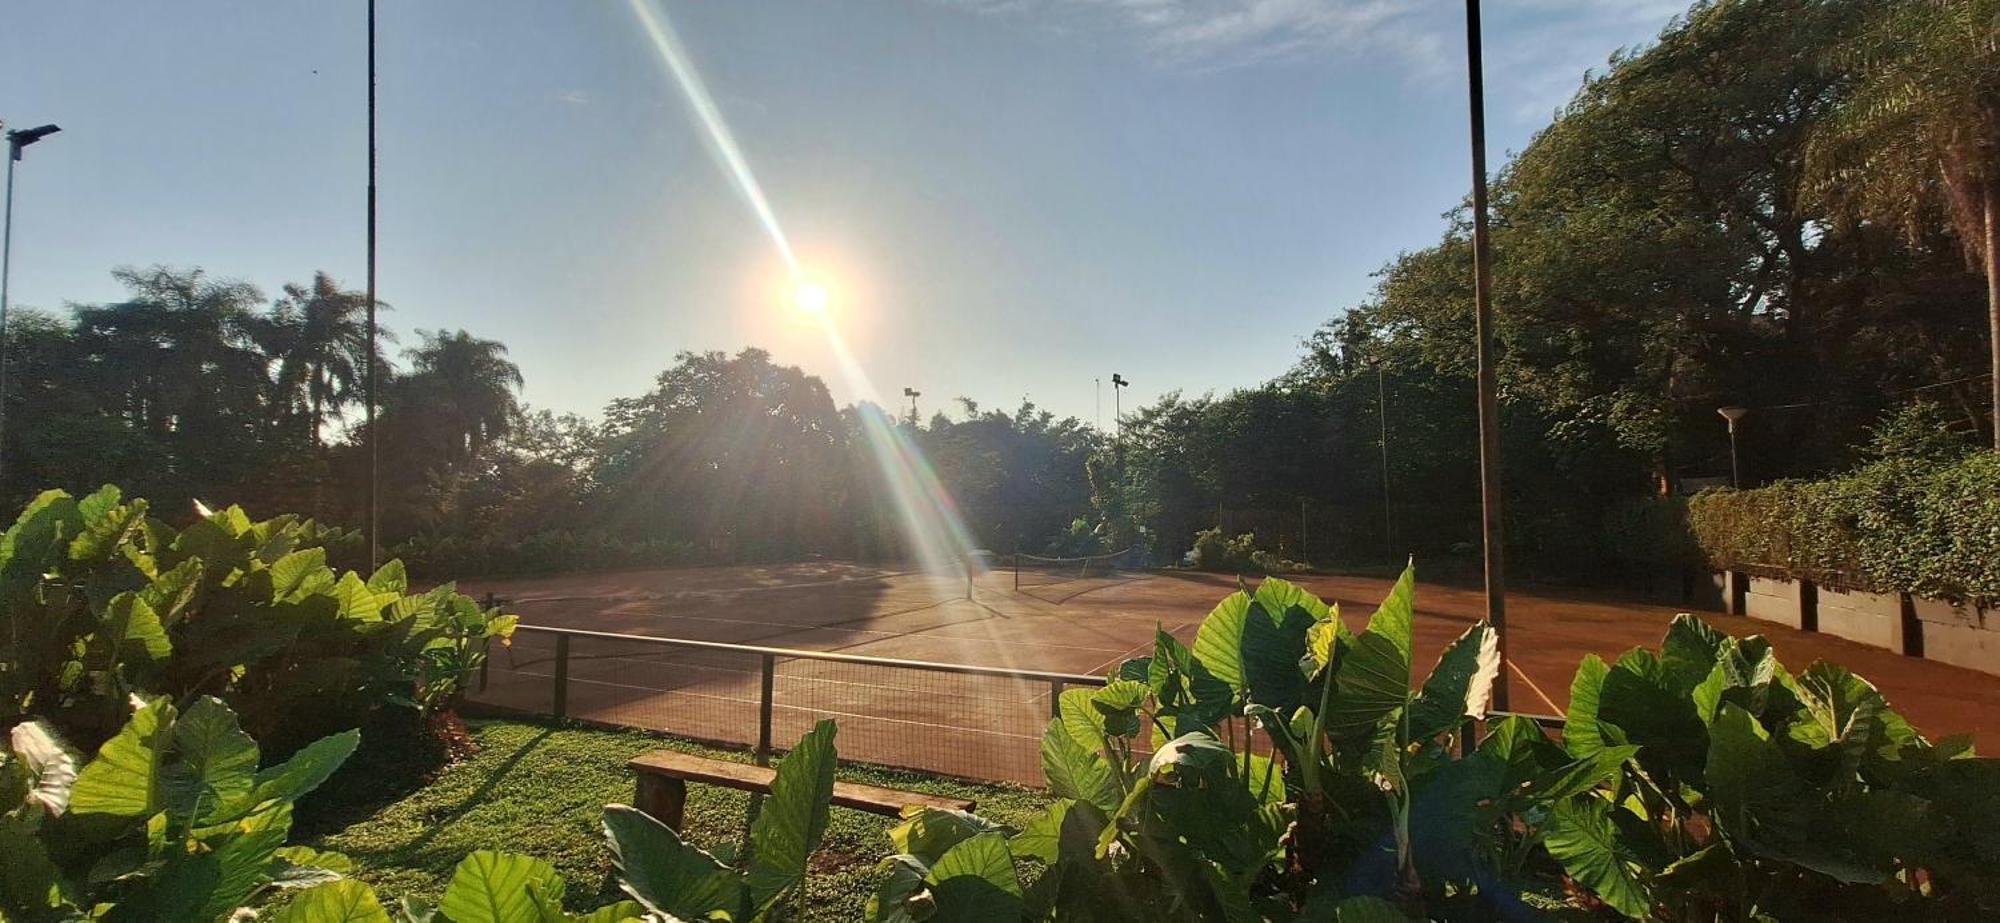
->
794 281 830 315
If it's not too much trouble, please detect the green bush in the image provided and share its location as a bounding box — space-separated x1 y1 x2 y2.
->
0 486 517 751
1689 453 2000 605
1190 528 1304 574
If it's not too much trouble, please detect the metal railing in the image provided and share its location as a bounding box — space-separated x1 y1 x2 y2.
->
474 624 1108 784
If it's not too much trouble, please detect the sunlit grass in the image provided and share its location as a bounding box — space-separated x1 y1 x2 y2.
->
300 718 1052 920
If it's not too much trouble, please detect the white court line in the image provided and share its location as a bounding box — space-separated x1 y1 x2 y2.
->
1510 661 1564 715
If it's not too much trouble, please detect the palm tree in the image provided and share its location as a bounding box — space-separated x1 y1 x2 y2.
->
403 329 523 462
74 266 269 438
1806 0 2000 447
267 272 387 446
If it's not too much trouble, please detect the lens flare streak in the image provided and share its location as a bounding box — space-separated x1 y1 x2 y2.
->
625 0 985 588
626 0 801 278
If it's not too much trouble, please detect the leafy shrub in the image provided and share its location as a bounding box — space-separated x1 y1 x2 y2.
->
1689 452 2000 605
1 696 358 921
391 529 697 580
1190 528 1304 574
878 570 2000 919
0 486 517 751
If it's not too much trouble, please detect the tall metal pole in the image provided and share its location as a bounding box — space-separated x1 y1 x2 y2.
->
366 0 381 569
0 151 17 492
1465 0 1509 710
1377 362 1393 561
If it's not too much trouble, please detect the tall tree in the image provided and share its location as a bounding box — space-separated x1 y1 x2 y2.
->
401 329 523 462
266 272 386 446
1808 0 2000 446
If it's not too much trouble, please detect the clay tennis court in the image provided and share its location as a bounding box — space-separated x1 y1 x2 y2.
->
463 563 2000 784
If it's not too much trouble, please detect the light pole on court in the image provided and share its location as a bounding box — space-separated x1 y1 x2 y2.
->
1 122 62 492
903 387 921 425
1464 0 1509 711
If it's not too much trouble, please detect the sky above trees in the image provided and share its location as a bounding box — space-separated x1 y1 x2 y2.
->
3 0 1681 423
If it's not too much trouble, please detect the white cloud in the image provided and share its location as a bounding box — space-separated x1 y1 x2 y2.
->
929 0 1685 92
554 89 592 105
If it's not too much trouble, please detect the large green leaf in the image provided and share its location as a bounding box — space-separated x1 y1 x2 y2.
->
925 832 1022 921
1705 704 1808 852
1786 662 1889 768
1040 720 1121 812
1323 565 1417 739
866 854 933 923
1544 798 1652 919
1602 650 1709 784
1241 598 1317 713
99 593 172 665
270 880 394 923
196 803 295 920
887 807 1010 864
70 697 174 822
1191 590 1253 695
439 850 565 923
1407 621 1499 742
602 804 743 921
1658 614 1728 694
0 490 79 608
1253 576 1332 621
746 719 837 911
69 486 142 564
1008 800 1072 864
163 696 260 822
1562 654 1615 759
221 730 359 822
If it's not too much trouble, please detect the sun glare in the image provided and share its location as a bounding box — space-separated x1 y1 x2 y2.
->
794 280 830 315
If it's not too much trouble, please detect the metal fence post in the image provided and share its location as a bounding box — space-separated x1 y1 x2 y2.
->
477 636 490 693
757 653 776 766
1049 678 1064 718
552 635 570 719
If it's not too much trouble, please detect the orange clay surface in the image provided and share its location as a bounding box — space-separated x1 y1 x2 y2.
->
462 563 2000 784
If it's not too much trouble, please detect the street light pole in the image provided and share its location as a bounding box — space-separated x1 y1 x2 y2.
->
365 0 381 570
1376 360 1393 562
902 387 921 424
1718 406 1748 488
0 122 62 493
1111 373 1128 438
1465 0 1509 711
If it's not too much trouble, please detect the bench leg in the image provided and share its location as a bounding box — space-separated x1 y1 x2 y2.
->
636 775 688 831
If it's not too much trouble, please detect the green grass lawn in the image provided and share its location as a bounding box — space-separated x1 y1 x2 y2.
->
298 717 1053 920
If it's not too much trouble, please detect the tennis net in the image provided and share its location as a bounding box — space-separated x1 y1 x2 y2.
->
1012 548 1135 589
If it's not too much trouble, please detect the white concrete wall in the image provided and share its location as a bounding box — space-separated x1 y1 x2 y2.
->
1815 587 1902 651
1743 576 1802 628
1913 598 2000 675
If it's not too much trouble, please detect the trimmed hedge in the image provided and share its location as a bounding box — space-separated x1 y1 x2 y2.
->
391 529 696 579
1689 452 2000 606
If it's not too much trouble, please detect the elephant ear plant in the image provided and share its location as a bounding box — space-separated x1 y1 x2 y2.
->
0 696 358 921
0 486 517 751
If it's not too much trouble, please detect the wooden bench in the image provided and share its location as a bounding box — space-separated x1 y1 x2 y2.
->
628 750 975 830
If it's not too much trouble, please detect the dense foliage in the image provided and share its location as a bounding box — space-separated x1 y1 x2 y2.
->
1 697 358 921
1689 450 2000 606
0 486 515 751
873 572 2000 920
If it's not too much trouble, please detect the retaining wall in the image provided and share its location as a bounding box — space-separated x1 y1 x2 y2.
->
1716 571 1996 676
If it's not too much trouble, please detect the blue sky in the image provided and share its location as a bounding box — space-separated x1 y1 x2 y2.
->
2 0 1685 426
